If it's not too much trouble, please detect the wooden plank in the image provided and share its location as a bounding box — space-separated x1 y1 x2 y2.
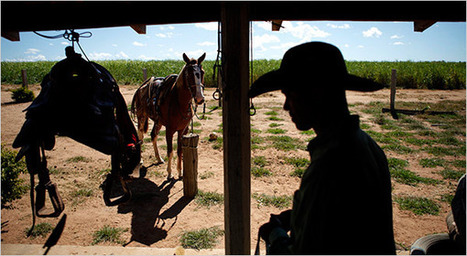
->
272 20 283 31
221 2 251 255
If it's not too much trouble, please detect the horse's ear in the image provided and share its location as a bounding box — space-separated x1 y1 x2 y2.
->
183 53 190 63
198 53 206 64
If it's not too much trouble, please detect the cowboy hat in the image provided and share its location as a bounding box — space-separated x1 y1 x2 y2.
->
249 42 385 98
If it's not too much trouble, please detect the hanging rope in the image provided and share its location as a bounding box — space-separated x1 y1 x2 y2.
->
212 21 223 103
33 29 92 61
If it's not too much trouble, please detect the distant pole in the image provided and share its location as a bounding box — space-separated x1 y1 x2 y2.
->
182 134 199 198
143 68 148 81
21 69 28 89
390 69 398 119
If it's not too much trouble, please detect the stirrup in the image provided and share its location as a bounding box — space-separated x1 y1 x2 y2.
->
35 181 64 217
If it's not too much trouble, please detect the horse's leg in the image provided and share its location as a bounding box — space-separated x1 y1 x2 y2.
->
176 128 188 179
165 129 176 180
136 114 148 141
150 123 164 165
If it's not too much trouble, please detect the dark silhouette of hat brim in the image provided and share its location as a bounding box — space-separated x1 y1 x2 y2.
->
248 70 385 98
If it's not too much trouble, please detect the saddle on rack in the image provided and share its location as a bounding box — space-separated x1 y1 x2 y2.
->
13 46 140 175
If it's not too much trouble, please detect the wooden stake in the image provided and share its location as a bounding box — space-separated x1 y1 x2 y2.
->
21 69 28 89
143 68 148 81
390 69 398 119
182 133 199 198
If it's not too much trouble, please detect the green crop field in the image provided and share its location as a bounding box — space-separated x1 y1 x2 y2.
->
1 60 465 89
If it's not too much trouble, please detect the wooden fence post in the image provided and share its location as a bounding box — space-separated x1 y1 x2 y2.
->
21 69 28 89
390 69 398 119
143 68 148 81
182 133 199 198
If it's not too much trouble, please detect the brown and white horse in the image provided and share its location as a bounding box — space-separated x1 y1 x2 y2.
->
131 53 205 179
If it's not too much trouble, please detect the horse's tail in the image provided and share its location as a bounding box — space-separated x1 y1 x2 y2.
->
130 78 150 120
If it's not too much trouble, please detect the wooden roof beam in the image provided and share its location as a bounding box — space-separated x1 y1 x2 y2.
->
272 20 283 31
130 24 147 34
414 20 437 32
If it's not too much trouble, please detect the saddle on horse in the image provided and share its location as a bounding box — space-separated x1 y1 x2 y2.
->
144 74 178 119
13 47 141 221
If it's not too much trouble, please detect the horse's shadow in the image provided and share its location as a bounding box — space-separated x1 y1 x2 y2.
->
113 173 192 246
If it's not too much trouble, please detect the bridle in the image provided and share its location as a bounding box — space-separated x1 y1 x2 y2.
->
183 63 205 103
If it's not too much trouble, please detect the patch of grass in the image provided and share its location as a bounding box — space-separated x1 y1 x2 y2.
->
450 160 466 169
440 194 455 203
268 136 303 151
290 168 306 178
265 111 278 116
267 128 286 134
404 137 434 146
66 156 90 163
419 158 447 168
180 226 224 250
440 169 465 180
200 171 215 180
252 156 268 167
251 128 262 134
252 193 292 209
284 157 310 168
387 158 409 170
251 167 273 177
436 136 462 146
269 123 282 128
195 190 224 207
72 188 93 197
424 146 457 156
394 196 440 215
251 136 265 150
381 144 414 154
25 222 53 238
207 136 223 150
300 130 315 136
390 169 439 186
91 225 128 245
268 116 284 121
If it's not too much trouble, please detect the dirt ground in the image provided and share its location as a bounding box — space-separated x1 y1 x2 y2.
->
1 84 465 252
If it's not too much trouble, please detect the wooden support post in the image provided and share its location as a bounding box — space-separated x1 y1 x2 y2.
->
143 68 148 81
21 69 28 89
182 134 199 198
221 2 251 255
390 69 398 119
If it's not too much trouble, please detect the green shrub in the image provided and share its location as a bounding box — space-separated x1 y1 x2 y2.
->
440 169 465 180
419 158 447 168
1 145 28 207
268 136 303 151
180 226 224 250
11 87 35 102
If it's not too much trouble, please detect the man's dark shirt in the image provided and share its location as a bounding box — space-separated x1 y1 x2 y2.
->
269 115 396 254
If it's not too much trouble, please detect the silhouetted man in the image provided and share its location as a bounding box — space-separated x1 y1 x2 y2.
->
250 42 396 255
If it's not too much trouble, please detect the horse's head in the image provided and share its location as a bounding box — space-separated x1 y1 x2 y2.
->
182 53 206 105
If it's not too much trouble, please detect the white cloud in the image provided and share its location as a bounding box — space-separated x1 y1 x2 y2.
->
112 44 118 47
281 21 330 41
327 23 351 29
195 22 218 31
6 54 47 62
133 41 146 47
198 41 215 46
257 22 272 31
344 44 350 48
61 42 69 46
89 52 113 60
253 34 280 51
390 35 403 39
155 32 173 38
362 27 382 38
393 42 404 45
138 55 153 60
116 51 129 59
358 45 364 48
25 48 40 54
160 25 175 30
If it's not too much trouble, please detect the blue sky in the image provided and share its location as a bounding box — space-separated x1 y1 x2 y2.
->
1 21 465 62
